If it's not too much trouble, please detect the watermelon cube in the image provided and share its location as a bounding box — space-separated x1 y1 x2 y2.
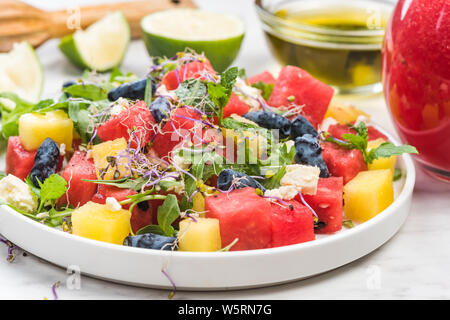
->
321 142 367 184
222 94 251 119
59 151 97 207
270 200 315 248
268 66 334 128
92 184 156 233
302 177 344 234
152 107 202 159
205 187 272 251
6 136 37 180
327 123 388 141
162 60 216 90
97 101 156 149
248 71 276 85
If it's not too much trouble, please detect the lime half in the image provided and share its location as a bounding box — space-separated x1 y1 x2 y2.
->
59 11 130 72
0 42 43 103
141 9 245 72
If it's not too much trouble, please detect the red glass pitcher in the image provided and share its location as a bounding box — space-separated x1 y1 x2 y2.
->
382 0 450 181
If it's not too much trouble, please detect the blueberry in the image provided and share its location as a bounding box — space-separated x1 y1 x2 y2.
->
243 111 291 139
123 233 177 250
107 79 156 101
149 97 171 123
294 134 330 178
217 169 266 192
30 138 60 187
290 115 318 140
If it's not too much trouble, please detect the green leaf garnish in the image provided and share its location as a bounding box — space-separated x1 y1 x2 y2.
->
217 238 239 252
63 84 108 101
393 168 402 181
343 220 355 229
251 81 274 101
157 195 180 237
144 77 153 106
325 122 418 165
37 174 68 213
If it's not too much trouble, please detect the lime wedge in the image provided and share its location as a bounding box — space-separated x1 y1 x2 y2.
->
141 9 245 72
59 11 130 72
0 42 43 103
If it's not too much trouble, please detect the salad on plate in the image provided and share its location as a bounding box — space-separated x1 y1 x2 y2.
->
0 50 417 252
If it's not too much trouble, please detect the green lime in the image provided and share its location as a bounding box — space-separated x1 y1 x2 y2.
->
0 42 43 103
141 9 245 72
59 11 130 72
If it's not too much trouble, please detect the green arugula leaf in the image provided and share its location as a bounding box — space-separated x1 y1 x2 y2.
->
176 78 212 110
81 177 147 191
64 84 108 101
136 224 165 236
157 194 180 237
0 92 35 139
251 81 274 101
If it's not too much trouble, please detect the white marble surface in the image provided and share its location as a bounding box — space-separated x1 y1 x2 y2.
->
1 0 450 300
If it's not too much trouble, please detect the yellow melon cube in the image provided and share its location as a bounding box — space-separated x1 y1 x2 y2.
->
367 139 397 174
91 138 131 180
192 192 205 214
178 218 221 252
344 169 394 222
19 110 73 151
71 201 131 245
324 102 370 125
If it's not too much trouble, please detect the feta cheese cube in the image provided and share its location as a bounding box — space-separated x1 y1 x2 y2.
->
280 164 320 195
0 174 38 213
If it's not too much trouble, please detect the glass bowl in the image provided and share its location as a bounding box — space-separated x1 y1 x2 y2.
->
255 0 395 95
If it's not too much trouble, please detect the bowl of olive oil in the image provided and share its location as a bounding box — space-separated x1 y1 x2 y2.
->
255 0 395 94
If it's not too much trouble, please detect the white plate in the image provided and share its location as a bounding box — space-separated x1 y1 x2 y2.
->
0 132 415 290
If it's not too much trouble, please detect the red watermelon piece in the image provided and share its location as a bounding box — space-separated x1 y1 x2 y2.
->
162 60 216 90
268 66 334 128
222 94 251 119
97 101 156 149
321 142 367 184
248 71 276 85
205 187 272 251
59 151 97 207
302 177 343 234
92 184 156 233
5 136 36 180
270 200 315 248
152 107 202 159
328 123 388 141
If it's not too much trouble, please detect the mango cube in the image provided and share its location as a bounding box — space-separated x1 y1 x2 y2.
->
178 218 221 252
324 102 370 125
19 110 73 151
91 138 131 180
71 201 131 244
192 192 205 214
344 169 394 222
367 139 397 174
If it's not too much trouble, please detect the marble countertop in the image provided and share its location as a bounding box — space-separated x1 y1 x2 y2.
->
1 0 449 300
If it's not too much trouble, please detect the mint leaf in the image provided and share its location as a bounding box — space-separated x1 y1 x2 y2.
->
251 81 274 101
220 67 238 89
157 194 180 237
37 174 67 213
208 67 239 125
367 142 418 163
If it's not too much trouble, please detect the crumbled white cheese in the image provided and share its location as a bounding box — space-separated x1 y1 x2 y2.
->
264 164 320 201
171 152 190 171
319 117 338 133
109 103 126 116
105 197 122 211
0 174 38 213
281 164 320 195
264 185 299 200
155 84 177 100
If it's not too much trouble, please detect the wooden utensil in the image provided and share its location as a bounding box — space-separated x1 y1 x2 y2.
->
0 0 197 52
